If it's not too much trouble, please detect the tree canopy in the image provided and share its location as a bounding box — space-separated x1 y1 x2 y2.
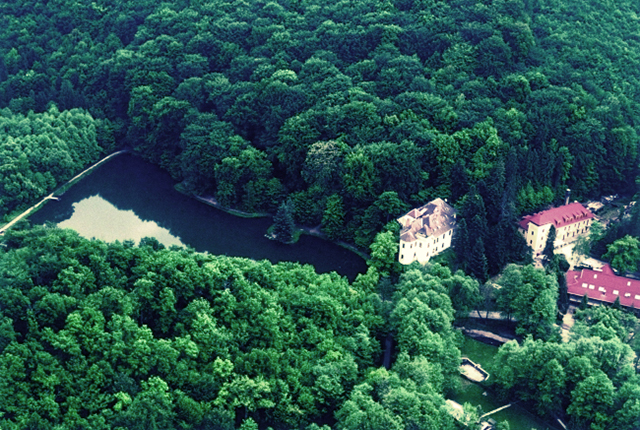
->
490 307 640 430
0 0 638 254
603 235 640 273
0 106 105 215
0 227 384 429
2 0 640 427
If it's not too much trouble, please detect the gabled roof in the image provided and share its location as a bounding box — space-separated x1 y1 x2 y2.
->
566 264 640 309
398 198 456 242
518 202 594 230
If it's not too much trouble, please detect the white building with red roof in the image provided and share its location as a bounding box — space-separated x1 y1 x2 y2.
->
518 202 594 253
397 198 456 265
566 264 640 313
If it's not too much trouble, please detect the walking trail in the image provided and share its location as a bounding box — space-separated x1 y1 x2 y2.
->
560 306 576 343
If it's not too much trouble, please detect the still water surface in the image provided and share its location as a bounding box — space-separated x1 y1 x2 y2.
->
30 154 367 280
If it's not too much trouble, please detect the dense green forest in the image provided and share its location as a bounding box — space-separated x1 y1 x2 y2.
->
490 305 640 430
1 228 638 429
0 106 107 215
2 0 640 429
1 0 639 258
0 227 468 429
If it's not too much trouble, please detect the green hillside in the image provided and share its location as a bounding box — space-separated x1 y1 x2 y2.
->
1 1 640 429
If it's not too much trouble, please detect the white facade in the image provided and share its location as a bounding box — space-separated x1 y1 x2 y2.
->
518 202 594 254
397 199 456 265
399 229 454 265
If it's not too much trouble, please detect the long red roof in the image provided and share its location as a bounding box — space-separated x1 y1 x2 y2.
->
518 202 594 230
566 264 640 309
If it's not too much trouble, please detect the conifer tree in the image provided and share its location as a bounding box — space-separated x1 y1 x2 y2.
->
579 294 589 310
487 222 508 274
272 200 295 243
612 296 622 311
453 218 470 271
462 188 488 235
556 263 569 313
546 254 569 313
470 238 489 282
450 160 469 202
481 160 506 224
543 225 556 264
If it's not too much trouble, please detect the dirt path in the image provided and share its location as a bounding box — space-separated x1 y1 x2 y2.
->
0 150 128 235
468 310 512 321
0 194 54 234
299 224 322 236
60 150 129 189
560 306 576 343
192 195 270 218
462 328 514 344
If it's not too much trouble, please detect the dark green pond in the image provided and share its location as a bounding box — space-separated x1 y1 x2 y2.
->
452 337 561 430
30 154 367 280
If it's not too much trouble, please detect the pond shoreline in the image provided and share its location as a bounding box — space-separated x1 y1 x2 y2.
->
1 150 129 235
5 148 369 268
25 152 368 280
189 194 270 219
180 186 371 262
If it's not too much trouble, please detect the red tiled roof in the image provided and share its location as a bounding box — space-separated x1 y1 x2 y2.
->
566 264 640 309
518 203 594 230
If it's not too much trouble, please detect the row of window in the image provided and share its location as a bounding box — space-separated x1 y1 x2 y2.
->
559 220 591 232
530 221 591 237
401 231 452 249
400 243 448 261
529 226 589 244
561 228 587 241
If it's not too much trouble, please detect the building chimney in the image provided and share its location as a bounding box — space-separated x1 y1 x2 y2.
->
565 188 571 206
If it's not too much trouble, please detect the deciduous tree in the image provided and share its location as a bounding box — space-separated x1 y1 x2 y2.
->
603 235 640 273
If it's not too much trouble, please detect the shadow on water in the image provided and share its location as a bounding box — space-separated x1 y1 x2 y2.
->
30 154 367 281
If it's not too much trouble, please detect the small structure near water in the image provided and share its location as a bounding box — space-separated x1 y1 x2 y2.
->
445 400 466 423
479 418 498 430
460 357 490 382
445 399 510 430
445 400 478 427
478 404 513 429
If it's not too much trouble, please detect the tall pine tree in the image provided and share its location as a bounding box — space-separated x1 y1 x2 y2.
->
453 217 470 271
272 200 295 243
450 160 469 202
543 225 556 264
488 222 509 273
552 256 570 313
470 238 489 282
